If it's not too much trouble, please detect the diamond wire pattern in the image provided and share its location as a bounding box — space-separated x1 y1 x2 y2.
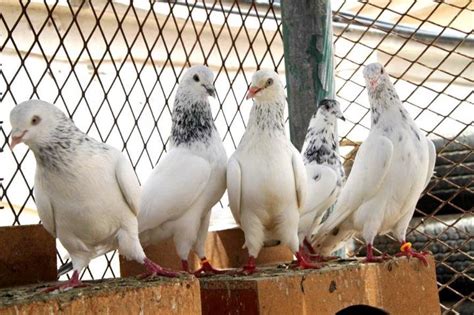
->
1 1 472 312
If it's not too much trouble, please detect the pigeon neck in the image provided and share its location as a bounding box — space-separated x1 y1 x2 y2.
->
368 82 403 126
33 141 73 172
31 123 86 172
308 113 338 147
247 100 285 135
302 113 340 168
171 95 216 147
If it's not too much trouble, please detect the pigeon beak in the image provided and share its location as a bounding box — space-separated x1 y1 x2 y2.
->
204 85 216 98
369 79 377 90
340 115 346 122
10 130 27 150
246 86 262 100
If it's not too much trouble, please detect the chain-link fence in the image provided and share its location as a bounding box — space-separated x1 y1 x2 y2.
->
1 0 472 314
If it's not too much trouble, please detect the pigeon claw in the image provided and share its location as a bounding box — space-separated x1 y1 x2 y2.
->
299 244 335 263
138 268 181 279
234 256 257 275
41 271 88 293
295 251 322 269
395 243 429 267
140 258 181 278
308 254 340 262
41 281 89 293
362 243 390 264
362 253 390 263
240 265 257 275
193 260 226 277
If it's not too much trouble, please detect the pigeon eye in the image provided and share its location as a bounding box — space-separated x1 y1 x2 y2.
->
266 78 273 87
193 74 200 82
31 115 41 126
380 68 384 74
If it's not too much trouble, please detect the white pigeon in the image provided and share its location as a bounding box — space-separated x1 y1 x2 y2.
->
311 63 436 265
9 100 176 291
227 69 319 274
138 65 227 276
299 99 345 260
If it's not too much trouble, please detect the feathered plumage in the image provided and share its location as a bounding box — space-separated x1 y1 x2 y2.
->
138 65 227 275
227 70 320 273
299 99 345 256
311 63 436 264
9 100 175 291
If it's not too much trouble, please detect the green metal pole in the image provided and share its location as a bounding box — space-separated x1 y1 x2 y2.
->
281 0 335 150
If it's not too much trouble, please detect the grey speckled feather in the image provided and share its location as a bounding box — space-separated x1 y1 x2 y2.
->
299 99 345 247
302 100 345 184
138 65 227 269
171 98 216 147
35 122 109 174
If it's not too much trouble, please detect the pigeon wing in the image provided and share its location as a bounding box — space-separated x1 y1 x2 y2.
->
313 135 394 240
292 148 307 211
423 139 436 190
139 149 211 232
302 164 338 217
227 156 242 224
34 183 57 237
115 154 141 216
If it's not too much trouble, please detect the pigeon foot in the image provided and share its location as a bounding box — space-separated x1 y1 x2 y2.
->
395 242 428 267
138 258 181 279
234 256 257 275
362 243 390 263
295 250 322 269
308 253 340 262
41 271 88 292
194 258 226 277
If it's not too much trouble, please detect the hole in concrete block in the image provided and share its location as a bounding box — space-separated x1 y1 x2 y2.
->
336 305 389 315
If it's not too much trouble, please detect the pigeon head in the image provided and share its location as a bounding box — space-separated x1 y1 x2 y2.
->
363 63 390 93
318 99 345 121
10 100 66 150
246 70 284 102
178 65 216 100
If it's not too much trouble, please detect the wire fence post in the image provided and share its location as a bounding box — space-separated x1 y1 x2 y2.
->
281 0 335 150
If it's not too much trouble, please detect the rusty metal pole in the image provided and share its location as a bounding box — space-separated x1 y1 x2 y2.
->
281 0 335 150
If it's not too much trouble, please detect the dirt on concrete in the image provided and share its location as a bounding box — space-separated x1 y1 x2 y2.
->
0 274 192 308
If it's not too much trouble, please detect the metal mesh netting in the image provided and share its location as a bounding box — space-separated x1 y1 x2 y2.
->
1 1 472 313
